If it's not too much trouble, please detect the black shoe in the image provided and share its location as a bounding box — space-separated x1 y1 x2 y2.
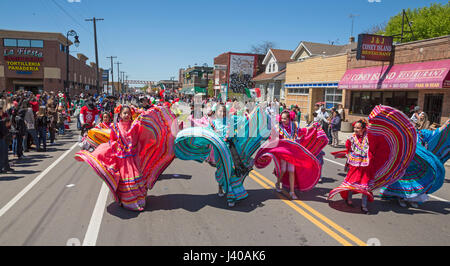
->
4 168 14 173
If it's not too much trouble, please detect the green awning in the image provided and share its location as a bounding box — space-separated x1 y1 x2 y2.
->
194 87 206 93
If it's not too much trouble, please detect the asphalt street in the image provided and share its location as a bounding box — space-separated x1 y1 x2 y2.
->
0 117 449 246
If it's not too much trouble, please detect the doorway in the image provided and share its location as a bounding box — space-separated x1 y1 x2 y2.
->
423 93 443 124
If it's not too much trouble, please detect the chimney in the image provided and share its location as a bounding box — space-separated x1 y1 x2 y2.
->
349 36 355 43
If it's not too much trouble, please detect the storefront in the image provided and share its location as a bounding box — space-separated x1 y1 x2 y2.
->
285 53 348 120
341 35 450 125
340 58 450 124
0 29 103 95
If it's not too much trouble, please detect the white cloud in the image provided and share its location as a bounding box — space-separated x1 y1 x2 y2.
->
368 0 381 3
68 0 81 3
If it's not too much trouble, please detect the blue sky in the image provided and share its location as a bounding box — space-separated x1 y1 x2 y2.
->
1 0 448 83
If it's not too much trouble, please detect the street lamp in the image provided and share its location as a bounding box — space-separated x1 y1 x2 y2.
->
66 29 80 109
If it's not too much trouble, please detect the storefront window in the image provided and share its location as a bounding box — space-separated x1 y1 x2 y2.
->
424 94 443 124
3 38 17 47
351 91 418 115
288 88 309 95
324 87 343 109
17 39 31 47
30 40 44 48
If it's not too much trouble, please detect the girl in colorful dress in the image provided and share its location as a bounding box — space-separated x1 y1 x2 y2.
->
340 120 373 213
276 110 299 199
76 105 178 211
79 112 112 151
328 106 417 214
95 112 112 129
175 102 273 207
255 113 326 200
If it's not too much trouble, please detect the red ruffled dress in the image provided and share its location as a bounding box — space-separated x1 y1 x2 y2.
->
255 121 321 191
76 106 178 211
332 133 374 202
79 120 148 211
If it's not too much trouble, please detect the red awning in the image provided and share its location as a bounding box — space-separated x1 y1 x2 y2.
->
338 59 450 90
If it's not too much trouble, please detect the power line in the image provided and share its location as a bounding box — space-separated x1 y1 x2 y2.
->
50 0 91 33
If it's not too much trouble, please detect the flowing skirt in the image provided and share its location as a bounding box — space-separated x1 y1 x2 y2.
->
380 123 449 201
174 105 273 204
75 106 178 211
254 139 321 191
328 105 417 202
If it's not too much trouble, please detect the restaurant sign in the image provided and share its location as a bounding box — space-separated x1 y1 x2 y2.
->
3 48 43 74
338 59 450 90
356 34 394 61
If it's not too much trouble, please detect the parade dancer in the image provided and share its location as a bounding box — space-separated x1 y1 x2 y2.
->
79 112 113 151
380 119 449 207
75 105 178 211
174 102 273 207
254 113 328 200
328 105 416 214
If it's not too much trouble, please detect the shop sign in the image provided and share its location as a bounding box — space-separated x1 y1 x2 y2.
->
356 34 393 61
6 61 41 73
338 59 450 90
3 48 43 58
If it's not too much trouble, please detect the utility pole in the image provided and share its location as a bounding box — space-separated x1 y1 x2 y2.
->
349 14 359 37
106 56 116 95
85 17 104 95
121 71 126 94
116 61 122 94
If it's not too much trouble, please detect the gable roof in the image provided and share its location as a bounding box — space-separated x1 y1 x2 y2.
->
252 68 286 82
271 49 294 63
262 49 294 65
290 41 355 60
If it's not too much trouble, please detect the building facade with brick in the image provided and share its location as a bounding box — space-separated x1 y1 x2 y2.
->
284 41 355 120
213 52 265 101
0 29 104 96
340 35 450 125
179 66 213 96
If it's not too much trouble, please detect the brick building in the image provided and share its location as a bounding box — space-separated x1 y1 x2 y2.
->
340 35 450 125
0 29 104 96
213 52 265 100
179 66 213 96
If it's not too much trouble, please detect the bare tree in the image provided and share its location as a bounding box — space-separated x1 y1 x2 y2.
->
364 22 387 34
250 41 276 54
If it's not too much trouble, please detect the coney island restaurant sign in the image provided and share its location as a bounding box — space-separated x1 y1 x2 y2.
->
3 48 43 74
356 34 394 61
338 59 450 90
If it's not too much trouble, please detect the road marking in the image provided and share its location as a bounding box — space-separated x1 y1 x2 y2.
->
324 157 450 203
324 157 346 167
82 182 109 246
66 184 75 188
248 173 353 246
66 238 81 246
428 194 450 204
249 170 367 246
0 143 79 219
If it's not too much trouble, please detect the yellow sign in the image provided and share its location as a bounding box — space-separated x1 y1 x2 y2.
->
7 61 40 72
